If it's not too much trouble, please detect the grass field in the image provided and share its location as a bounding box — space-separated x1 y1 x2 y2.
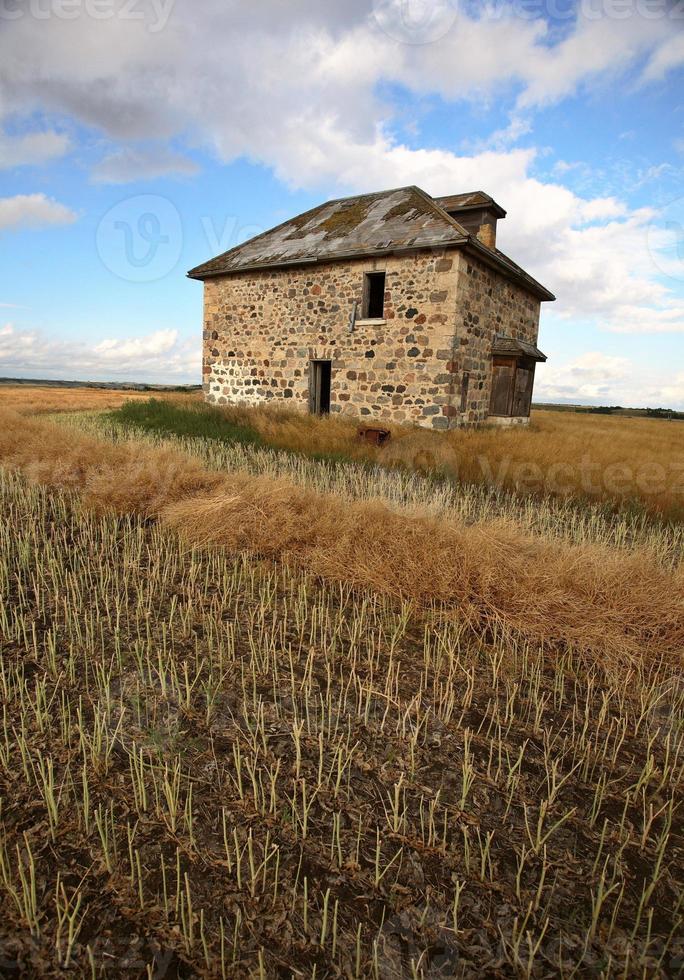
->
0 387 682 977
111 396 684 522
0 384 199 415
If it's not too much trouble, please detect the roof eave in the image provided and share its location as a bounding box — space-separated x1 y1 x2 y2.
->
187 237 470 280
187 227 555 303
434 192 507 219
463 239 555 302
446 201 507 220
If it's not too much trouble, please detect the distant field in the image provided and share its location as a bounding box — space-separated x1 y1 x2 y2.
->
535 401 684 420
0 383 200 414
0 389 681 977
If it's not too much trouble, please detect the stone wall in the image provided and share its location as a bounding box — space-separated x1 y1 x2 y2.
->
449 252 542 424
202 247 543 429
203 250 463 427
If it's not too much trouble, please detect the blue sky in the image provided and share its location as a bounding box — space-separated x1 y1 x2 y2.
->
0 0 683 407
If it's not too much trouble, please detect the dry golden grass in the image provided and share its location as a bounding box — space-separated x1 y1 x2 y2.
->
10 385 684 519
0 407 221 512
0 384 200 414
208 401 684 520
386 409 684 518
0 407 681 664
121 397 683 520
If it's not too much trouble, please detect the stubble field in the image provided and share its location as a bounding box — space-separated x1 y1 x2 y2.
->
0 386 682 978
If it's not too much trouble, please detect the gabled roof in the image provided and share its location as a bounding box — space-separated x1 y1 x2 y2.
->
188 186 468 280
187 184 554 301
433 190 507 219
492 335 547 361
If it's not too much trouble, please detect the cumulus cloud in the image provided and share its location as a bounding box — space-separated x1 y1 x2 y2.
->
91 145 200 184
0 193 76 230
0 2 677 154
660 372 684 406
0 129 70 168
640 32 684 82
93 328 179 359
535 351 684 409
0 0 681 339
0 325 199 382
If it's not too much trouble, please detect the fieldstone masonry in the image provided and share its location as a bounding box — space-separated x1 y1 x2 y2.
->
202 246 543 429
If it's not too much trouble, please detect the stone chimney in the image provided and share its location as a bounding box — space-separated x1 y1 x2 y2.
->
432 191 506 250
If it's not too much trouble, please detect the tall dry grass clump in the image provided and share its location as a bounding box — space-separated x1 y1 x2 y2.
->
0 407 682 661
164 483 684 662
0 408 222 513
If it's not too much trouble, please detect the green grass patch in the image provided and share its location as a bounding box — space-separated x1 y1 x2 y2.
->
106 396 441 490
109 398 360 468
110 398 264 447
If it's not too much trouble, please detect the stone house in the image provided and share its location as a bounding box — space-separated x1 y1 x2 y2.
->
188 185 554 429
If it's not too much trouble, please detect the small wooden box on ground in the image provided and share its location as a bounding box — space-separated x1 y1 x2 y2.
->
357 426 391 446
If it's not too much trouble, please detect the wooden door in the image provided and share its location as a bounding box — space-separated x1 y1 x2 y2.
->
489 357 515 416
512 363 534 417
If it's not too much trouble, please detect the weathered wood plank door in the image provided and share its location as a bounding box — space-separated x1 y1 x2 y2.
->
512 363 534 417
489 357 515 416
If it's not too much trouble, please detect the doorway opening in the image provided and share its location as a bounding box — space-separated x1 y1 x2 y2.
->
309 359 332 415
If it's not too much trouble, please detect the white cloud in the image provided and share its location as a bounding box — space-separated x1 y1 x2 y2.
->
0 325 199 382
640 32 684 82
92 145 199 184
0 2 677 151
536 352 684 409
0 1 681 340
660 372 684 406
93 328 179 359
0 129 70 168
0 193 76 230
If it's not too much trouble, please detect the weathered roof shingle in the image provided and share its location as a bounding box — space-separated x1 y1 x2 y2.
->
187 184 554 301
492 335 547 361
433 190 506 218
188 186 467 280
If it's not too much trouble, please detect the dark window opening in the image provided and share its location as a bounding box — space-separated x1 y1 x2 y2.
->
309 359 331 415
363 272 386 319
489 355 535 418
460 371 470 413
